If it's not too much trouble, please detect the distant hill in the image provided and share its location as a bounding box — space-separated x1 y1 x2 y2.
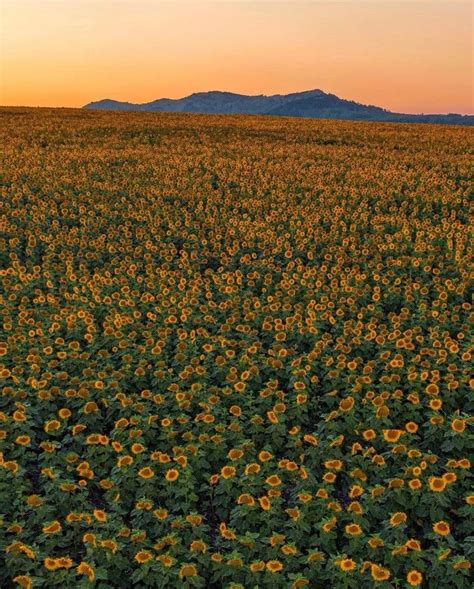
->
84 89 473 125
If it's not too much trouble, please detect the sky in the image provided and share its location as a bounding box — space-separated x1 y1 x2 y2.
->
0 0 472 114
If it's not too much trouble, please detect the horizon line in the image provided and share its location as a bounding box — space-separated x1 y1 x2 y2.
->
6 86 470 116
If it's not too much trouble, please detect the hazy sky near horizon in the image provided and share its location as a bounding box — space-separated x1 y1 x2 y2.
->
1 0 472 114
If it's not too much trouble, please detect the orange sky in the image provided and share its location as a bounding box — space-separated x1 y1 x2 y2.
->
1 1 472 114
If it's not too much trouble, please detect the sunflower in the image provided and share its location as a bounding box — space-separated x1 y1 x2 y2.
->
15 435 31 446
281 544 298 555
345 523 363 536
405 422 418 433
135 550 153 564
390 512 407 526
27 495 43 507
409 478 422 490
44 558 59 571
322 517 337 533
117 455 133 467
100 539 118 553
425 383 439 395
228 448 244 460
323 472 337 483
179 564 198 578
307 551 325 563
339 396 355 411
407 570 423 586
349 484 364 498
270 534 286 546
339 558 356 572
93 509 107 522
77 562 95 582
303 434 318 445
42 521 62 534
348 501 364 514
439 549 451 561
165 468 179 481
136 500 153 510
443 472 457 484
221 465 236 479
258 496 272 510
44 420 61 433
13 576 33 589
383 429 404 443
258 450 273 462
452 560 471 570
157 555 174 567
266 560 284 572
451 418 466 433
292 579 310 588
265 474 282 486
368 537 384 548
57 557 73 569
286 507 300 520
429 476 446 492
138 466 155 479
190 539 207 553
433 520 450 536
237 493 255 506
325 459 344 470
371 564 391 581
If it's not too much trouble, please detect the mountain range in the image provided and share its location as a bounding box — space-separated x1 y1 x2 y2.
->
84 89 473 125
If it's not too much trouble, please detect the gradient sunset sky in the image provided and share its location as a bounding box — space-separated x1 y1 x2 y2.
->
1 0 472 114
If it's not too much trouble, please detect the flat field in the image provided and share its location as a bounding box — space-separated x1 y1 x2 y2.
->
0 109 472 588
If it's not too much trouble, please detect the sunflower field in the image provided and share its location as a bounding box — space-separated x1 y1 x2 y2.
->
0 108 472 588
